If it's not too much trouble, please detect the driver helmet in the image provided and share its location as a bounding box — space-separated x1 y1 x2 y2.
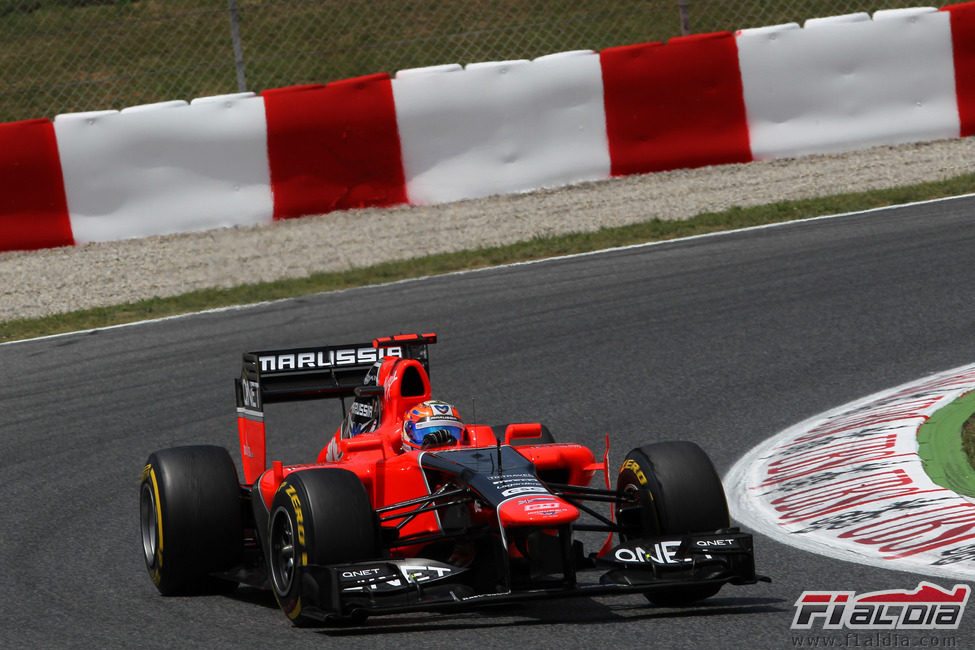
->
402 400 464 449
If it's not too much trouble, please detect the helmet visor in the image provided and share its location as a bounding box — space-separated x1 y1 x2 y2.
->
409 419 463 445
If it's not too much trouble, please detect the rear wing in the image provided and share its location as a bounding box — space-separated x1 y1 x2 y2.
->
235 332 436 410
234 332 436 484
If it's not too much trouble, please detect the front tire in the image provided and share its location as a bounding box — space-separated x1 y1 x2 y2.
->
615 441 730 605
140 445 243 595
268 468 378 626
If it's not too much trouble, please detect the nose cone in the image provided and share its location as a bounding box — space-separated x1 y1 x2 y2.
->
497 495 579 527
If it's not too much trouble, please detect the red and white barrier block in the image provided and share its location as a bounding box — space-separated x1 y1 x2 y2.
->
738 8 966 158
1 3 974 252
53 94 273 244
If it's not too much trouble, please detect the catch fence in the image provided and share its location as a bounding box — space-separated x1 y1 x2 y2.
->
0 0 945 122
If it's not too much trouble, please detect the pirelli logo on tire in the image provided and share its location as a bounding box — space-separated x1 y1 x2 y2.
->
621 459 647 485
285 484 307 552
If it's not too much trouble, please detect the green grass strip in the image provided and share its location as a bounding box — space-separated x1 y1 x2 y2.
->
917 391 975 498
2 170 975 343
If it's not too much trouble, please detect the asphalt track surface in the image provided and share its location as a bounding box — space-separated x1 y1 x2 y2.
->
3 199 975 648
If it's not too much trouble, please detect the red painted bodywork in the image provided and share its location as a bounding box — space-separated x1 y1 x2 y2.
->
239 347 605 555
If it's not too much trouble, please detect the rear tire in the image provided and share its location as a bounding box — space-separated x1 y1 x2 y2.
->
615 441 730 606
140 445 243 595
268 468 378 627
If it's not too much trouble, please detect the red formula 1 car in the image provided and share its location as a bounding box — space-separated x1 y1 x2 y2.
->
140 333 766 625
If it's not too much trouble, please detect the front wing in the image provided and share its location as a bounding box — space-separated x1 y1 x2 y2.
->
295 529 766 620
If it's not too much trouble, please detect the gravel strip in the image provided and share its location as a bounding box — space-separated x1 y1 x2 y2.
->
2 137 974 322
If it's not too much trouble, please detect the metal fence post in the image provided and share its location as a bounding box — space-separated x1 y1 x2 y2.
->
228 0 248 92
677 0 692 36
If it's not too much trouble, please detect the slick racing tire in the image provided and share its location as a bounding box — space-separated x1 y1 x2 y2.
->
140 445 243 596
615 441 730 606
268 468 379 627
